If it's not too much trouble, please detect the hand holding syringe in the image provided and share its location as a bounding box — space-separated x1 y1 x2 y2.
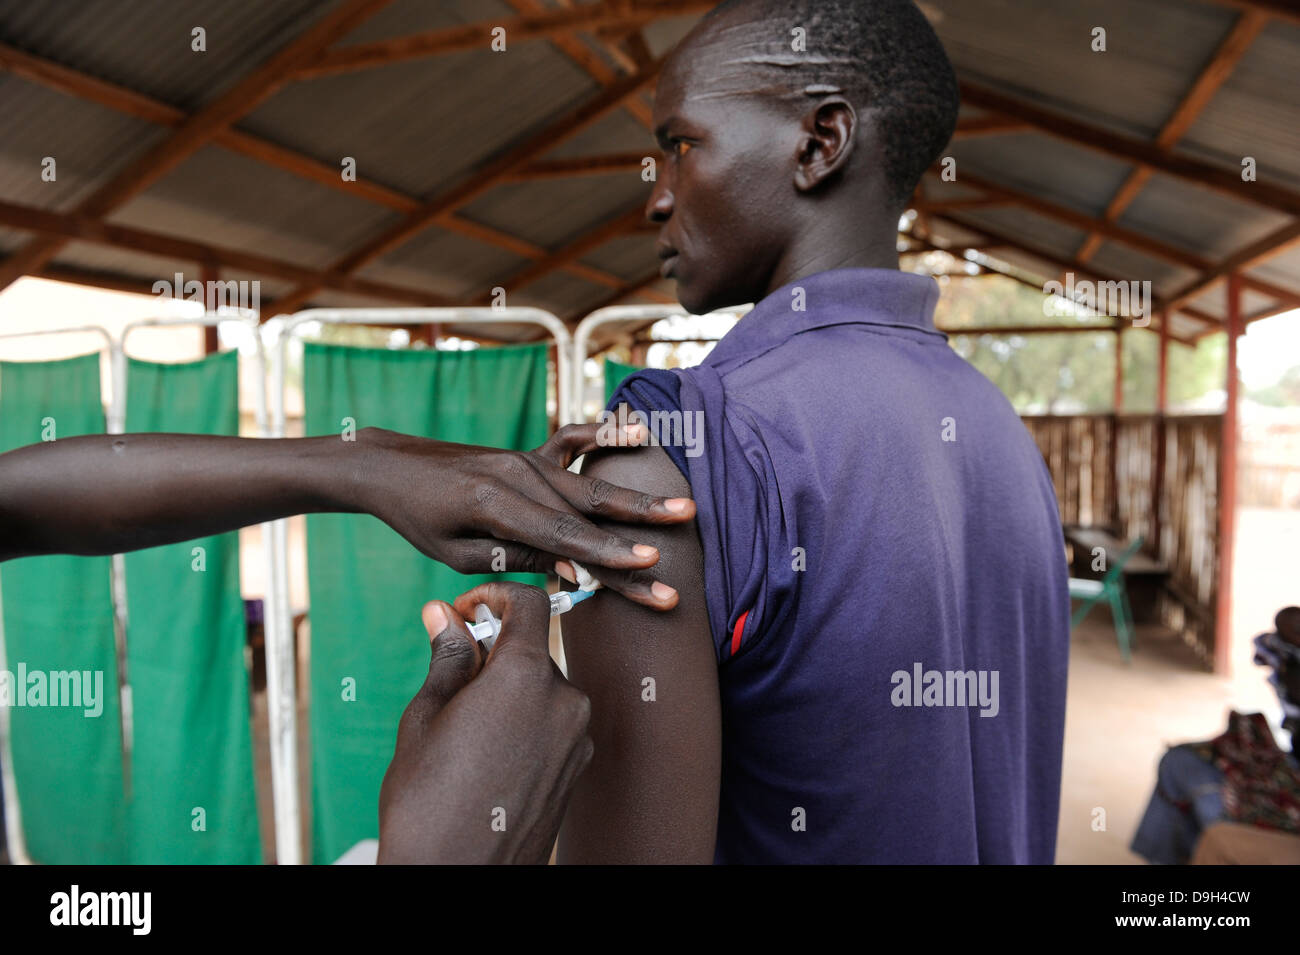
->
469 572 599 655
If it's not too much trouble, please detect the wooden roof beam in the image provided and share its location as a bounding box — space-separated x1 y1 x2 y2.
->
510 152 652 180
35 264 200 299
495 205 647 297
504 0 655 127
903 232 1197 343
950 168 1214 272
1205 0 1300 28
0 0 396 293
1075 10 1267 263
0 43 632 292
912 196 1011 212
566 269 664 324
951 114 1029 139
0 196 455 310
1165 219 1300 311
929 211 1217 333
270 60 664 315
959 79 1300 219
295 0 711 80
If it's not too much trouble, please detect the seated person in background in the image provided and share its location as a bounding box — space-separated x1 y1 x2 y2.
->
557 0 1071 864
1133 607 1300 865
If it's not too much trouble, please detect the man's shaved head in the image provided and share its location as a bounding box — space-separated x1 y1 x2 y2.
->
647 0 958 313
689 0 959 206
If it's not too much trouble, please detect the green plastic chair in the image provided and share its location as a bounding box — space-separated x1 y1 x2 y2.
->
1069 535 1144 663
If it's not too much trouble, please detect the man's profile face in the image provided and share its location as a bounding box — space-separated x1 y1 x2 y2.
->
648 22 802 314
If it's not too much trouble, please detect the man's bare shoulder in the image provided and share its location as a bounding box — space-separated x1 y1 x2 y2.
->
557 430 721 863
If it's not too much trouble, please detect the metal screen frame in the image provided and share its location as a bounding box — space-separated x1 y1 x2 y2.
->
570 304 751 423
268 306 572 865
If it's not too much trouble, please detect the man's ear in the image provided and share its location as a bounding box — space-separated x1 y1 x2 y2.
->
793 97 857 192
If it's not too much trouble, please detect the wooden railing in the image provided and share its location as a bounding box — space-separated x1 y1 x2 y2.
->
1020 413 1222 667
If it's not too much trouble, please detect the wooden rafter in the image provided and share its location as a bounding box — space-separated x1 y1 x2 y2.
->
903 234 1196 344
0 0 396 293
504 0 655 128
495 205 648 297
929 211 1220 330
913 196 1009 212
0 40 637 294
1205 0 1300 28
294 0 711 80
959 79 1300 219
566 269 664 323
0 196 455 309
267 60 664 317
511 152 653 180
1075 10 1267 263
1165 219 1300 312
36 264 197 299
949 168 1213 272
937 179 1300 327
951 114 1029 139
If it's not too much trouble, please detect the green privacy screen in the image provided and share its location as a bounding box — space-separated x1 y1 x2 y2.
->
304 342 549 863
604 357 642 403
0 353 126 863
123 352 261 863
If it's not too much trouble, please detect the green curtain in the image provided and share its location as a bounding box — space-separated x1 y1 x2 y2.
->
303 342 549 864
0 353 126 863
604 357 643 403
122 352 261 863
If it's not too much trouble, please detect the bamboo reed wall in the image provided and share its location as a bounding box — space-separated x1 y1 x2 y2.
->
1020 413 1222 668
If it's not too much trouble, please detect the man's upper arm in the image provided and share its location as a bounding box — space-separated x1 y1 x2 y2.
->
556 440 721 864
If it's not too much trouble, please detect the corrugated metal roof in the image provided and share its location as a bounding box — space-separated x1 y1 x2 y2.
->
1086 240 1197 298
240 22 601 200
929 0 1235 140
640 13 699 58
459 175 649 251
518 266 616 317
0 0 338 111
579 232 658 283
356 223 529 297
949 206 1089 263
1182 17 1300 183
1117 172 1292 261
949 133 1135 219
0 74 170 212
53 240 195 289
0 0 1294 338
542 109 653 160
108 143 400 267
1250 245 1300 300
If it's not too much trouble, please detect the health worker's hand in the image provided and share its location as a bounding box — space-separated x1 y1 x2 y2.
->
358 423 690 609
377 582 593 864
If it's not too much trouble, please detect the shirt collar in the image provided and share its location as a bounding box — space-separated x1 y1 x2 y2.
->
701 267 943 371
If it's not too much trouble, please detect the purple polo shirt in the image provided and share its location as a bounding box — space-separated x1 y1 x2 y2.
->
609 267 1071 863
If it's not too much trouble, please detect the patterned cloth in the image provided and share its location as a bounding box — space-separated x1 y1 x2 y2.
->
1189 711 1300 835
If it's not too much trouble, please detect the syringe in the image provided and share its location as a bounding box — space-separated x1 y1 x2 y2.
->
469 588 597 655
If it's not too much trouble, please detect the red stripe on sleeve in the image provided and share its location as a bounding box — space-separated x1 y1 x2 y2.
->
730 610 750 657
